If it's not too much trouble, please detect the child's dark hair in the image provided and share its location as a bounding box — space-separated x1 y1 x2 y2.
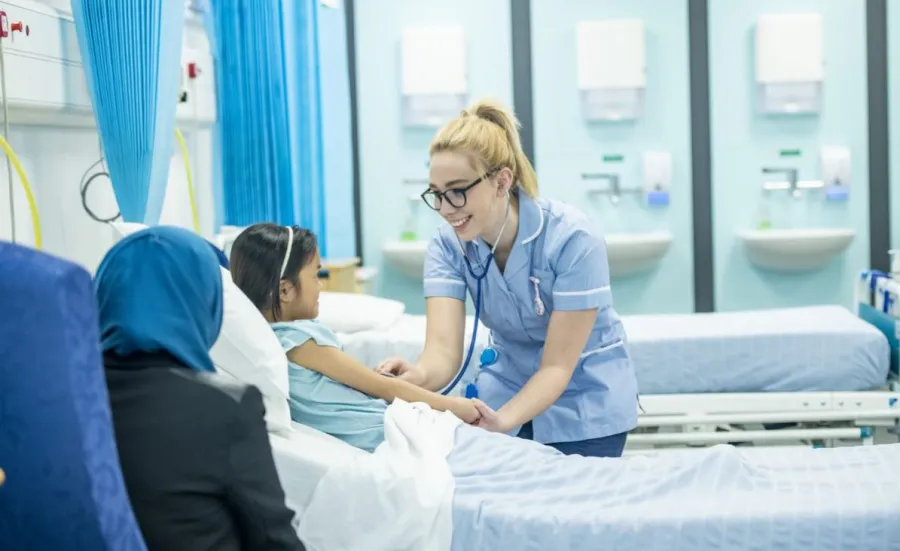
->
230 223 318 321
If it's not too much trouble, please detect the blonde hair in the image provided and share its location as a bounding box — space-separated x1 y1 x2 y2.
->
429 98 538 197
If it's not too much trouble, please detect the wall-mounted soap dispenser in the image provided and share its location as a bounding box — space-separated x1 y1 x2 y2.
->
576 19 645 122
642 151 671 207
755 12 824 115
820 146 851 202
400 25 468 127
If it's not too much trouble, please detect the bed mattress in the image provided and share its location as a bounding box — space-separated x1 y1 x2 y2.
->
448 425 900 551
339 305 890 394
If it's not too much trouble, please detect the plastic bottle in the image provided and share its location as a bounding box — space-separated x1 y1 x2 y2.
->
757 193 772 230
890 250 900 281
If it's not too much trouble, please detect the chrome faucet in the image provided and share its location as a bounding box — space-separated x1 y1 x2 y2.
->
582 172 622 205
761 167 800 198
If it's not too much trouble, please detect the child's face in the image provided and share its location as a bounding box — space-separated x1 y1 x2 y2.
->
280 251 322 320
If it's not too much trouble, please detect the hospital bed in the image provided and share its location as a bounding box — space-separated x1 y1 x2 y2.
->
328 296 900 450
272 400 900 551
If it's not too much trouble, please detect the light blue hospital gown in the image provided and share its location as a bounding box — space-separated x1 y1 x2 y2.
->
271 320 387 452
424 192 639 445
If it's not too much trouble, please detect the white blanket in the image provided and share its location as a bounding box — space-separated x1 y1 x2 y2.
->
295 400 462 551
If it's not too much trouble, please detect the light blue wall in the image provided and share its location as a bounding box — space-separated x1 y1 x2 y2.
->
354 0 513 314
317 3 357 259
530 0 694 315
889 2 900 251
708 0 869 311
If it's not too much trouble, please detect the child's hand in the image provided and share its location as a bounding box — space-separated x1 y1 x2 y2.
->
448 397 482 424
472 399 513 433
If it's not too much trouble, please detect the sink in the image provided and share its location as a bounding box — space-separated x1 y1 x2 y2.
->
382 240 428 278
737 228 855 272
605 231 673 277
384 233 674 279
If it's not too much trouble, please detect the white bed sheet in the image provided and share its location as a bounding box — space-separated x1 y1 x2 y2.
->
269 403 460 551
339 305 891 394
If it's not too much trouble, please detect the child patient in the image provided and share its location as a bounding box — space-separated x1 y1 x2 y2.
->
229 223 480 452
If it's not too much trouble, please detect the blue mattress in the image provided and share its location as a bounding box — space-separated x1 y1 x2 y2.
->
341 306 891 394
624 306 890 394
448 425 900 551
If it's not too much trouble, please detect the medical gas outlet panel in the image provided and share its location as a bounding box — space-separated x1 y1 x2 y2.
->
0 0 215 126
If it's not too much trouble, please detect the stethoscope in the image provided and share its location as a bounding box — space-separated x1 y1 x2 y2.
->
440 190 546 398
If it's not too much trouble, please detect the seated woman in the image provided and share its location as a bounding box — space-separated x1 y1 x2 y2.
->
229 223 480 452
96 226 306 551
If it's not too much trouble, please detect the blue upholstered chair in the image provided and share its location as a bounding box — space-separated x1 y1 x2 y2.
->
0 242 146 551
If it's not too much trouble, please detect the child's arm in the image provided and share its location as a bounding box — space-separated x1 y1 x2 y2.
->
287 341 480 424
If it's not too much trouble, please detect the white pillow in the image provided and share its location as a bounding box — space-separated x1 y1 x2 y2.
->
316 292 406 334
210 267 293 435
110 221 149 240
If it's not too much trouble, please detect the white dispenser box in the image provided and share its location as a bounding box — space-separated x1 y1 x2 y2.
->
643 151 672 207
820 146 851 187
400 25 468 127
576 19 645 122
755 12 824 115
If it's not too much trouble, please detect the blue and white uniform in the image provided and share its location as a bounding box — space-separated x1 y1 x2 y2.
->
424 192 638 447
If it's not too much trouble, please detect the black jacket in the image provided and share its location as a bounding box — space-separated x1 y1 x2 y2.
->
104 352 306 551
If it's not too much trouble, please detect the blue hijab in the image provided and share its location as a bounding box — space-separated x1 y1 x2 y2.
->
94 226 227 373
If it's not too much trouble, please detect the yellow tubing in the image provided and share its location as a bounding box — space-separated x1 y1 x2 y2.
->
0 135 41 249
174 128 200 234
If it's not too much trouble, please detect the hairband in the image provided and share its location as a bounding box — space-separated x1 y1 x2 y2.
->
279 226 294 279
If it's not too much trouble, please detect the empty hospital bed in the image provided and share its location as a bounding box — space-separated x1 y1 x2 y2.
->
327 294 900 449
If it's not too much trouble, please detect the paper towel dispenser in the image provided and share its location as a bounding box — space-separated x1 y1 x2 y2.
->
755 12 824 115
576 19 646 122
400 25 468 127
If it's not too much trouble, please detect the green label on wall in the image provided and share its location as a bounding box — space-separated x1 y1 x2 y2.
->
602 154 624 163
778 149 802 158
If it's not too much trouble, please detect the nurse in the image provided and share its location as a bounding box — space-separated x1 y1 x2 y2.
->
377 98 639 458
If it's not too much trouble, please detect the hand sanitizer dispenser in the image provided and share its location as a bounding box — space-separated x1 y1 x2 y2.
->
820 146 851 201
642 151 671 207
576 19 645 122
400 25 468 127
755 13 824 115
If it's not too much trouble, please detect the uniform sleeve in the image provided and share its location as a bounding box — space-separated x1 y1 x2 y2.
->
423 232 468 301
226 386 307 550
551 228 613 311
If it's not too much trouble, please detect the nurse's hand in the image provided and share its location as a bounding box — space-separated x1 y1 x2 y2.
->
472 399 513 433
375 356 426 387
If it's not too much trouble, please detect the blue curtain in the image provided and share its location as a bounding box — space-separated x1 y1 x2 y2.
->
210 0 327 254
282 0 327 256
209 0 294 227
71 0 186 224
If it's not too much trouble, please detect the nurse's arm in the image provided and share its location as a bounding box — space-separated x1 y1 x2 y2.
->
420 233 469 392
494 308 598 431
416 297 466 392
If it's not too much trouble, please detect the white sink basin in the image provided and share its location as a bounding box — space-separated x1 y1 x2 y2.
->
605 231 673 277
384 233 674 279
737 228 855 272
382 240 428 278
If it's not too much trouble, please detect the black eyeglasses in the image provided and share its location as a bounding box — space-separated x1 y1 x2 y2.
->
420 170 497 211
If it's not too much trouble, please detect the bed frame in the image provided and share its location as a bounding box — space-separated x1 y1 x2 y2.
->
627 385 900 451
624 287 900 452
